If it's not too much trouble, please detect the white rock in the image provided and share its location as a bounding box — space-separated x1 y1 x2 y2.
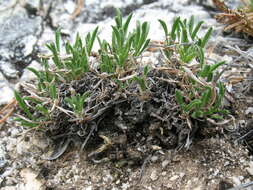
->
0 86 14 105
64 0 76 14
245 107 253 115
150 170 158 181
20 60 42 82
169 175 179 181
22 35 37 57
231 176 242 185
0 73 14 105
246 161 253 176
19 168 43 190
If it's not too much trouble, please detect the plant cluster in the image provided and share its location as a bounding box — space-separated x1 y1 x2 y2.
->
14 9 151 128
14 9 229 153
159 16 228 119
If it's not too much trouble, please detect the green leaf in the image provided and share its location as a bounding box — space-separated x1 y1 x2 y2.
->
171 17 180 41
86 26 99 55
179 20 189 44
200 27 213 48
144 65 149 76
49 84 57 99
191 20 204 40
35 105 49 116
191 110 204 118
46 43 62 69
175 90 185 107
188 15 195 36
55 28 61 52
123 13 133 33
210 114 223 120
158 19 169 40
184 99 202 112
139 39 150 55
23 97 42 104
200 64 211 78
14 91 33 119
210 61 226 73
201 87 211 107
112 26 122 48
115 8 123 28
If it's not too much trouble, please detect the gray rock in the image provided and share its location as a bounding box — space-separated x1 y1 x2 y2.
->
0 6 42 79
24 0 41 10
0 144 7 169
150 170 158 181
246 161 253 176
0 73 14 105
20 60 42 82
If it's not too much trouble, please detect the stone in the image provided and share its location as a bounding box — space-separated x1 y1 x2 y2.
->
0 73 14 105
231 176 242 186
0 144 7 169
169 175 179 181
19 168 43 190
162 159 170 168
246 161 253 176
245 107 253 115
24 0 40 10
150 170 158 181
0 6 42 79
20 60 42 82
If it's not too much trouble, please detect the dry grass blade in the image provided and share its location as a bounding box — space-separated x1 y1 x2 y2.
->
0 99 17 124
213 0 253 37
70 0 84 19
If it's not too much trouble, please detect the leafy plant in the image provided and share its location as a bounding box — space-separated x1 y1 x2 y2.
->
111 9 134 68
159 16 212 63
14 91 51 127
133 65 149 92
14 91 33 119
159 16 228 120
64 33 89 80
175 82 228 119
65 92 90 118
132 21 150 56
98 8 150 73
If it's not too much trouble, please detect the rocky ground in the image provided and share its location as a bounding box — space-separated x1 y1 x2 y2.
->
1 0 253 189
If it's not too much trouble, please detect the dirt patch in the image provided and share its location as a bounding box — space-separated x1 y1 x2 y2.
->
12 135 251 190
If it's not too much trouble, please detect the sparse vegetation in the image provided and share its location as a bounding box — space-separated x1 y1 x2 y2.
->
159 16 228 119
14 9 229 162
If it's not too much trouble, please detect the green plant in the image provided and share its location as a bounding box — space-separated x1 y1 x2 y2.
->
133 65 149 92
175 81 228 119
132 21 150 57
159 16 228 120
98 8 150 73
65 92 90 118
15 9 228 131
159 16 212 64
14 91 51 127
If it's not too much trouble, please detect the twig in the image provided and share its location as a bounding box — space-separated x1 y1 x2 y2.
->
70 0 84 19
235 129 253 143
206 114 235 126
43 138 72 160
0 99 16 114
0 108 15 124
81 123 96 151
136 154 152 185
